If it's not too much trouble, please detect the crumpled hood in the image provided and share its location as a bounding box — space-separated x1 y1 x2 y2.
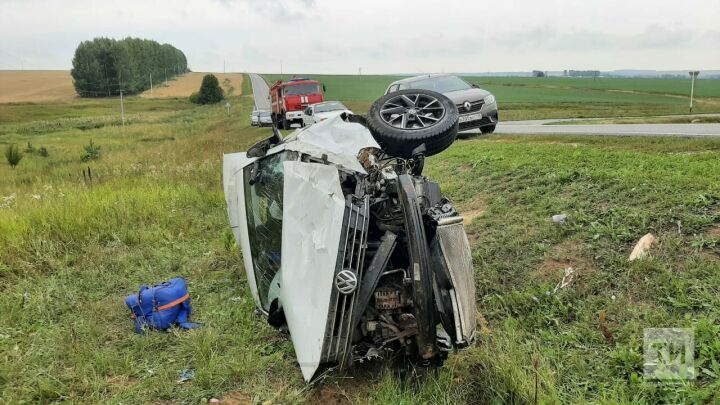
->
268 114 379 174
442 88 491 104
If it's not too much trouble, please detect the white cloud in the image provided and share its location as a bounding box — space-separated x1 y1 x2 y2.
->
0 0 717 72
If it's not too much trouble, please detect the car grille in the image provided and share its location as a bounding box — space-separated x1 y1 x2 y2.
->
321 195 369 366
456 100 484 114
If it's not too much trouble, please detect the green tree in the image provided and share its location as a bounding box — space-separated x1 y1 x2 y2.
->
5 144 23 169
71 37 189 97
191 74 224 104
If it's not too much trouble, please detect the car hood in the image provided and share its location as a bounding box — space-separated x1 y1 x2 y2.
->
268 114 379 174
443 88 491 104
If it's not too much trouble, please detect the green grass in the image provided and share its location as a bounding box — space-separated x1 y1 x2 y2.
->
261 74 720 120
2 91 720 403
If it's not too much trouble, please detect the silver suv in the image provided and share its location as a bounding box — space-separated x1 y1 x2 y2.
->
385 74 498 133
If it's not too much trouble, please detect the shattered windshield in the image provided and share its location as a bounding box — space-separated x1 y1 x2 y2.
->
243 152 289 311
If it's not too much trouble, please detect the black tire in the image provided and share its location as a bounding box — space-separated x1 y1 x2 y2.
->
480 124 496 134
366 89 459 158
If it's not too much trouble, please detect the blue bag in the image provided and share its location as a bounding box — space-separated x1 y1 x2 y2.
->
125 277 201 334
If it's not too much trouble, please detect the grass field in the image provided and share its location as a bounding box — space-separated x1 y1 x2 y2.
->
1 86 720 403
261 74 720 120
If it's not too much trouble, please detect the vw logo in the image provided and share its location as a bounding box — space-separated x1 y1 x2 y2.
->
463 101 472 111
335 270 358 295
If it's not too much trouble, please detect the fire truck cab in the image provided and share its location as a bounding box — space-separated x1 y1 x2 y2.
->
269 77 324 129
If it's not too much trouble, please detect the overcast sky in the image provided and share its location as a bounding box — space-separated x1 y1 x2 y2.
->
1 0 718 74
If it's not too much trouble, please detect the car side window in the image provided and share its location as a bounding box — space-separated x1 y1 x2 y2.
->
386 84 398 94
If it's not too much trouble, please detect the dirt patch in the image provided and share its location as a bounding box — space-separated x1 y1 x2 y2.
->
309 386 352 405
216 391 253 404
536 240 595 282
460 196 488 224
0 70 76 103
706 224 720 238
140 72 244 99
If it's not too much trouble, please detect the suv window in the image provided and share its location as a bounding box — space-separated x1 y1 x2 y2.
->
243 152 289 311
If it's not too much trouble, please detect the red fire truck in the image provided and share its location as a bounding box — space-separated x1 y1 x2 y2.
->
269 77 325 129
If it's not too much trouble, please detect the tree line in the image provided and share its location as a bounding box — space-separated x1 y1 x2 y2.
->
71 37 188 97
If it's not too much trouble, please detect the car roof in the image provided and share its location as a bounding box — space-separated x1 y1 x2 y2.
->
388 73 455 86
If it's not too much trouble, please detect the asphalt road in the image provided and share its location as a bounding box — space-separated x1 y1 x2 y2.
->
248 73 271 110
495 119 720 137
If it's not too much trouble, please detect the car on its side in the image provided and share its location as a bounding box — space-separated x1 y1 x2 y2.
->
223 89 476 382
258 111 273 127
302 101 353 126
385 74 498 134
250 110 261 126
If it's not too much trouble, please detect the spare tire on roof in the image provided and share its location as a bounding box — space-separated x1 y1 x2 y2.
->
365 89 459 158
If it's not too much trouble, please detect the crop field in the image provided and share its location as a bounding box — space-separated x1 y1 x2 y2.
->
262 74 720 120
139 72 244 99
1 80 720 403
0 70 76 104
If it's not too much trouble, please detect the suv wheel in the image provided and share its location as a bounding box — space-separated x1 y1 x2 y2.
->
366 89 459 158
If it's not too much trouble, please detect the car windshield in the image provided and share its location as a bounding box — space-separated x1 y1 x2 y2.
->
243 152 289 312
285 83 320 95
314 102 346 113
259 112 271 117
402 76 472 93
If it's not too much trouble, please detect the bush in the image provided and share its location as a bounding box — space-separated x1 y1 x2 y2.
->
24 142 36 154
188 92 200 104
190 74 224 104
81 140 102 162
5 144 23 169
38 147 49 157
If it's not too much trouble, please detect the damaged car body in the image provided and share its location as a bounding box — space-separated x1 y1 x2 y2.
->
224 89 477 381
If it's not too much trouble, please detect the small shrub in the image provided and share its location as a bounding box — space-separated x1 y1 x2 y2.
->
38 147 49 157
25 142 36 154
190 74 224 104
81 139 102 162
5 144 23 168
189 92 200 104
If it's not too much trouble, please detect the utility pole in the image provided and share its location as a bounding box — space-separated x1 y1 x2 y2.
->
164 68 167 85
150 73 153 94
223 59 226 74
280 60 283 75
689 71 700 113
120 90 125 127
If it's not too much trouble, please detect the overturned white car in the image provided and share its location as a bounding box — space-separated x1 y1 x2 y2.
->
224 89 477 381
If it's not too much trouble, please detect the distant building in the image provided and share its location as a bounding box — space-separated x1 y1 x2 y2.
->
568 70 601 78
532 70 546 78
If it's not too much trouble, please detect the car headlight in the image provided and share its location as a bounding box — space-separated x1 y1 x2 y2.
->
484 94 496 104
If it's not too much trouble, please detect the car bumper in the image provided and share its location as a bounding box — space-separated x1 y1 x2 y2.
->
458 105 498 131
285 111 304 121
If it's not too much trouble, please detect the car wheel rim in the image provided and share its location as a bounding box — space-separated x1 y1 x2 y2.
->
379 93 445 130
